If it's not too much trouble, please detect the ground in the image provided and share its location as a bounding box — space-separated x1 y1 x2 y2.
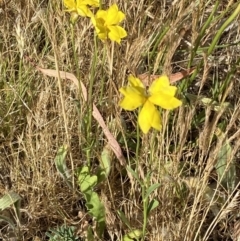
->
0 0 240 240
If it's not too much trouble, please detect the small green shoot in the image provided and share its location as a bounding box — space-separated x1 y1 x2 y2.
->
97 146 111 183
78 166 106 238
126 165 160 239
46 225 79 241
54 145 73 189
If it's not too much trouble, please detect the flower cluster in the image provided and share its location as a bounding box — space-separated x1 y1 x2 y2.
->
64 0 127 44
64 1 182 134
64 0 99 18
91 4 127 44
119 75 182 134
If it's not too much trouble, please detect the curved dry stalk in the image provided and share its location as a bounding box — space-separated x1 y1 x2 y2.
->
37 67 126 167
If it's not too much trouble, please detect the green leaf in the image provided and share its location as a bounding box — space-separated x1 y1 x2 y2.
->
123 229 143 241
147 199 159 216
54 145 72 189
144 183 161 201
78 166 89 183
80 175 98 193
78 166 98 192
77 167 106 238
201 97 231 112
215 131 236 192
0 191 22 224
0 191 21 211
117 210 131 229
85 192 105 236
87 226 94 241
126 165 141 184
97 146 112 183
186 94 232 113
86 192 105 221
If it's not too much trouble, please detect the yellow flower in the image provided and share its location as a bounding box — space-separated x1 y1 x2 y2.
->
64 0 99 20
91 4 127 44
119 75 182 134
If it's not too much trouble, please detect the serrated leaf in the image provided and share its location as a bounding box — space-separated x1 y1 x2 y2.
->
54 145 72 188
77 166 105 237
78 166 89 183
78 166 98 192
147 199 159 216
80 175 98 193
86 192 105 221
85 191 105 236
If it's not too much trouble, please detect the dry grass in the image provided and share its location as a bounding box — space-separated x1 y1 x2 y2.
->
0 0 240 240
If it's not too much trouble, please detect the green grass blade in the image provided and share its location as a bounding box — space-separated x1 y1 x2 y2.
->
54 145 73 189
208 3 240 55
0 191 21 211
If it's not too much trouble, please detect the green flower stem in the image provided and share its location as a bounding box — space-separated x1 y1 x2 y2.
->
149 25 170 61
208 3 240 56
86 33 98 163
71 23 86 160
71 24 80 81
99 45 107 103
136 110 141 160
70 23 84 107
142 185 148 240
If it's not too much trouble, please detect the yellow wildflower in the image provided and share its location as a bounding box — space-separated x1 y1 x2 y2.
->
91 4 127 44
64 0 99 20
119 75 182 134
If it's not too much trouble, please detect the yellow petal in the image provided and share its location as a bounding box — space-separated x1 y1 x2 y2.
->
64 0 77 11
93 16 108 39
149 93 182 110
80 0 99 7
96 30 108 40
90 15 96 26
95 9 107 21
119 87 146 110
77 5 92 17
105 4 125 25
128 75 145 89
138 100 161 134
149 75 177 96
108 26 127 43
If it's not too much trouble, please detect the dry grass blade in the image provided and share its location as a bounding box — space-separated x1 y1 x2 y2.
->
37 67 126 166
138 67 196 86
